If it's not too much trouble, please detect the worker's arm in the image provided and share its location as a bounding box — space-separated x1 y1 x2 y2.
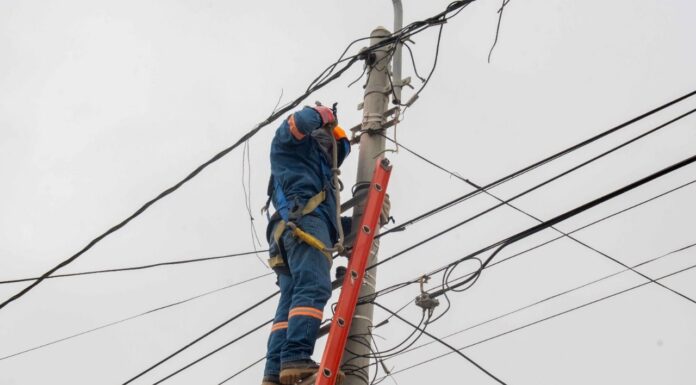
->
275 107 326 146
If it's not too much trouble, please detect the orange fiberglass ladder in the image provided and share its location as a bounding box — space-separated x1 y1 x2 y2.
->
311 157 392 385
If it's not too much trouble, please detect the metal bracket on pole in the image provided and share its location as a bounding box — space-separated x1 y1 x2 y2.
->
348 107 401 144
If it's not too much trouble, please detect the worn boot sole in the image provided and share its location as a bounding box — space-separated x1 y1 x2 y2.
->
279 368 345 384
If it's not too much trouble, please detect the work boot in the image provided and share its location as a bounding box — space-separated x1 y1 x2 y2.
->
261 375 280 385
279 360 345 384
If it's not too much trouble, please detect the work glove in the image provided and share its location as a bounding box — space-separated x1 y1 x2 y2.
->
379 193 392 227
312 105 337 129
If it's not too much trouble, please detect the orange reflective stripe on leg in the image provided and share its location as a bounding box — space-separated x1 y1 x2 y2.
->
271 321 288 332
289 306 323 320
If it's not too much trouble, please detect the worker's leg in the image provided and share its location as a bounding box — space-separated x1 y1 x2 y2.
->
281 214 332 364
263 272 293 381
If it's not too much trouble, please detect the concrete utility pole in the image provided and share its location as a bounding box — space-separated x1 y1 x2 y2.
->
341 26 392 385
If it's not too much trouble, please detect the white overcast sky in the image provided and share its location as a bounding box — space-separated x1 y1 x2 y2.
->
1 1 696 384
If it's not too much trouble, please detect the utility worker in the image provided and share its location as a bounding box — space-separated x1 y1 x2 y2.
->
261 104 352 385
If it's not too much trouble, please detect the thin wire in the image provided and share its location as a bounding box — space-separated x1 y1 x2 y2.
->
378 241 696 364
374 303 507 385
403 42 427 82
217 356 265 385
153 319 273 384
241 139 267 267
121 290 279 385
0 272 273 361
488 0 511 63
383 262 696 378
0 250 268 285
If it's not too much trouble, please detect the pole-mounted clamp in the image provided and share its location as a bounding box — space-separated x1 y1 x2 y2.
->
414 275 439 317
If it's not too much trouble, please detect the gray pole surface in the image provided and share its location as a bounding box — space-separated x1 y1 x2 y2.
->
341 27 392 385
391 0 403 104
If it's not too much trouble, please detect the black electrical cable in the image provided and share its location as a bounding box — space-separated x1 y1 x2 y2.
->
0 272 273 362
0 250 268 285
402 23 445 108
364 153 696 305
153 319 273 385
371 106 696 273
488 0 511 63
217 356 265 385
348 182 696 378
380 241 696 365
121 290 279 385
377 89 696 240
382 262 696 379
373 302 508 385
430 153 696 298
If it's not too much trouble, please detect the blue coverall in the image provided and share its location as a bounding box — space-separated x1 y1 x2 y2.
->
264 107 350 379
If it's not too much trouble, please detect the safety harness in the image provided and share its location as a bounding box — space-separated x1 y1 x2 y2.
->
264 182 333 270
263 103 346 271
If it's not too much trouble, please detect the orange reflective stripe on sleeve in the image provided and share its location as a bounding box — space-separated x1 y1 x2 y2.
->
287 114 306 140
271 321 288 332
289 306 323 320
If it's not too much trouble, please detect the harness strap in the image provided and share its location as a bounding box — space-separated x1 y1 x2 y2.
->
267 189 333 270
268 222 333 269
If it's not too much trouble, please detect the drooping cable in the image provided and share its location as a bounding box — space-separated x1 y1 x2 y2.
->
373 302 507 385
381 261 696 379
378 241 696 366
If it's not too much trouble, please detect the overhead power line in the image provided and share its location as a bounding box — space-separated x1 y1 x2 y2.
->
152 319 273 385
371 106 696 273
365 152 696 304
425 153 696 298
121 290 279 385
0 250 268 285
346 181 696 378
0 272 273 361
382 261 696 380
378 89 696 239
375 241 696 368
